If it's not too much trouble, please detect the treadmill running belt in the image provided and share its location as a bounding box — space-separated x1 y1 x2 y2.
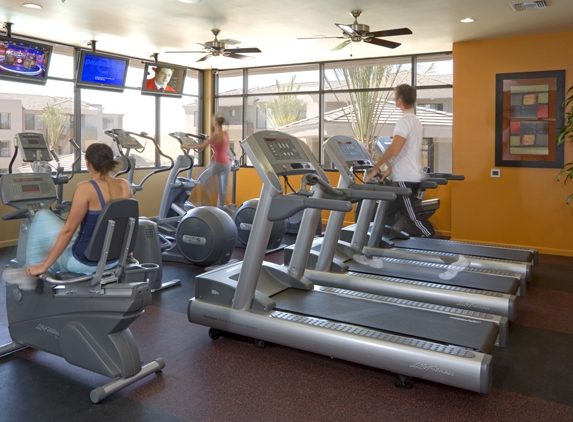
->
272 289 498 353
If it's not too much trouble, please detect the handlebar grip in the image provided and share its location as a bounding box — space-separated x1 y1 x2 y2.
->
349 190 396 201
303 197 352 213
420 180 439 189
426 177 447 186
2 208 29 220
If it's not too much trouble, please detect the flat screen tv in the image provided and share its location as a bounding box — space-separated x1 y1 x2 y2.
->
141 62 186 97
0 35 53 85
76 50 130 91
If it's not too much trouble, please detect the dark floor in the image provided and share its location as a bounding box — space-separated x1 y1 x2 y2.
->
1 242 573 422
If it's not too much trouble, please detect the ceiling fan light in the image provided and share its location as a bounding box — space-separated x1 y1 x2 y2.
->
23 3 42 8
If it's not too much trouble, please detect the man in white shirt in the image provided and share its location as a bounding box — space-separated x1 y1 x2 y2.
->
366 83 433 238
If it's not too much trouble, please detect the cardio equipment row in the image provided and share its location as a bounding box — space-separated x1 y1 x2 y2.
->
188 130 525 394
0 129 536 399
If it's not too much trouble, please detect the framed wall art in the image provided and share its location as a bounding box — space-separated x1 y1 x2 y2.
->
495 70 565 168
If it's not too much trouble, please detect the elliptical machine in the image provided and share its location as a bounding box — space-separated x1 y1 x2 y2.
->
108 129 237 268
231 141 287 251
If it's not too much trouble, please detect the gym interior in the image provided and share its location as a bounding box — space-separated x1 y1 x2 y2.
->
1 1 573 421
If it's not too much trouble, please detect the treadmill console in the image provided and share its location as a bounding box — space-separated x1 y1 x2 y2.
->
324 136 374 186
15 133 52 162
373 137 392 157
0 173 57 214
259 134 321 176
326 136 373 168
242 130 328 194
110 129 144 149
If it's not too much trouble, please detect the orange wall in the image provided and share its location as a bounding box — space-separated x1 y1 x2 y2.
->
452 30 573 256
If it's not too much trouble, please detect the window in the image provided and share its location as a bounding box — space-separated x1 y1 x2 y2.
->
0 141 11 157
25 114 45 130
256 107 267 129
212 54 452 169
0 43 202 173
0 113 10 130
103 117 115 130
419 103 444 111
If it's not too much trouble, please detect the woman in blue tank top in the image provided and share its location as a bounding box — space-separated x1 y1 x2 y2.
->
25 143 133 276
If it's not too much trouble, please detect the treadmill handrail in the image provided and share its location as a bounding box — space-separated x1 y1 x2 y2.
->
323 188 396 203
427 173 465 181
351 183 411 197
268 195 352 222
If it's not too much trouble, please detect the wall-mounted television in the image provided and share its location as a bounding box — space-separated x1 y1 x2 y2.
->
0 35 53 85
141 62 186 97
76 50 130 91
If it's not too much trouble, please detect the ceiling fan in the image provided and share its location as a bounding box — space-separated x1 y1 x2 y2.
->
299 10 412 51
165 29 261 62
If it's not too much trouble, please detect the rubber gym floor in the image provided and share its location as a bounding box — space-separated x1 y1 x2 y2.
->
1 241 572 422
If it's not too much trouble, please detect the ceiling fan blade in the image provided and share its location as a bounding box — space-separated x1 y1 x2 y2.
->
227 53 254 60
196 54 212 62
197 43 209 49
226 47 261 54
335 23 359 37
331 40 351 51
165 50 206 54
298 36 345 40
364 38 401 49
368 28 413 38
218 38 241 45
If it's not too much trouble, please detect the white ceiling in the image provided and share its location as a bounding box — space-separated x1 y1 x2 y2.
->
1 0 573 70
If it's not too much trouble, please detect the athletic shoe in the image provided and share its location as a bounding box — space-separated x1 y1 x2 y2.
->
353 254 384 269
126 255 140 265
438 256 471 280
2 267 38 291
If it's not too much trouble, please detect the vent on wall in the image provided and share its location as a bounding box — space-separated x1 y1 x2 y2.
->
510 1 548 11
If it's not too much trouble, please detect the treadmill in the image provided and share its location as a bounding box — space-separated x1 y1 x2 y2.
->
341 137 538 267
285 135 527 297
326 136 530 296
189 130 500 393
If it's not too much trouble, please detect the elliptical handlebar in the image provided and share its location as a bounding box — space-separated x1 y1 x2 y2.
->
167 131 209 174
105 129 175 191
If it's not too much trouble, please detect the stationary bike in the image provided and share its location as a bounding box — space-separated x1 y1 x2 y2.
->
1 133 164 403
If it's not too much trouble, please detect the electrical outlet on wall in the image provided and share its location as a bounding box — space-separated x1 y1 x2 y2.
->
491 169 500 178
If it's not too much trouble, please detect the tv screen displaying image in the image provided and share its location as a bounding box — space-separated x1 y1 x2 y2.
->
141 62 186 97
0 35 53 85
76 50 130 91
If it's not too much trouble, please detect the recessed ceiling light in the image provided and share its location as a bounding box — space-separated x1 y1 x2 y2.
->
23 3 42 8
460 18 475 23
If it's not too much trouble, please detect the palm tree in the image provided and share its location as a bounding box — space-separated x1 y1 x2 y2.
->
41 103 70 152
326 64 408 152
259 76 307 128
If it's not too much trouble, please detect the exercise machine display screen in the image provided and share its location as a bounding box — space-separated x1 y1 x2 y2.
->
336 140 368 161
113 130 143 149
264 137 302 161
176 133 199 147
21 184 40 195
1 173 56 205
15 133 52 162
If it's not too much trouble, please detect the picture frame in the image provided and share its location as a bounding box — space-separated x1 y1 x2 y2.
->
495 70 565 168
